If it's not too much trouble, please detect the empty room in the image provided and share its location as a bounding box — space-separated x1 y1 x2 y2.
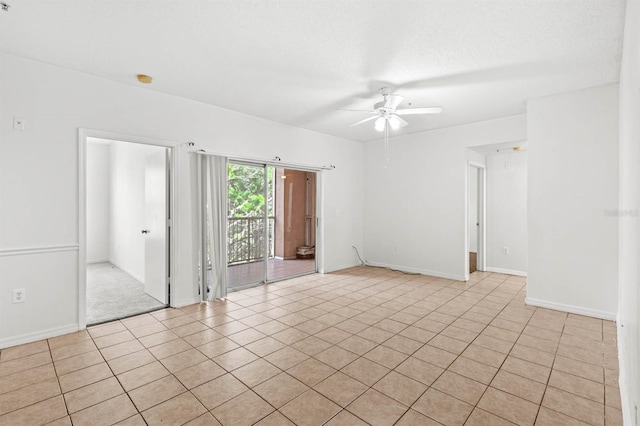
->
0 1 638 425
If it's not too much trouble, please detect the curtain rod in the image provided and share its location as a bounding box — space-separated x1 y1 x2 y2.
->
190 148 336 171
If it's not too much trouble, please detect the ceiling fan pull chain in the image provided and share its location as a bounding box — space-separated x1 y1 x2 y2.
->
384 123 390 169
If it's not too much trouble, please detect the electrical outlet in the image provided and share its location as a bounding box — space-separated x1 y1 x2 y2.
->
502 247 510 255
12 288 25 303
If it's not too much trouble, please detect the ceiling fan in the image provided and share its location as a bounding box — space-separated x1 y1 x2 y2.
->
349 87 443 131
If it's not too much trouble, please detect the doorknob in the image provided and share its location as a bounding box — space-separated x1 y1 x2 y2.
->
141 229 150 234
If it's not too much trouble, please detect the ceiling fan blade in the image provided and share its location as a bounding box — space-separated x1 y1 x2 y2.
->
391 114 409 128
384 94 404 109
395 106 443 115
349 115 379 127
337 109 376 112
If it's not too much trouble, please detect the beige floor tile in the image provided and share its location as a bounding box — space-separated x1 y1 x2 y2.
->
0 340 49 362
553 355 604 383
535 407 590 425
0 378 60 416
501 356 551 384
542 387 605 425
183 329 224 347
412 344 457 368
395 356 444 386
47 331 91 350
117 361 170 392
492 370 547 404
381 334 423 355
173 321 210 337
314 327 352 345
71 394 137 426
441 325 479 343
100 339 145 361
232 358 281 387
517 334 559 354
548 370 604 404
63 376 123 413
174 359 226 389
510 344 556 368
50 340 96 362
264 346 309 370
395 408 442 425
605 385 622 409
106 349 154 375
141 392 207 425
373 370 427 406
160 348 208 373
192 373 248 410
46 415 72 426
280 389 341 426
340 334 383 359
87 322 127 339
253 372 309 407
399 325 437 343
324 410 369 426
481 325 521 343
287 358 336 386
0 363 57 395
605 405 623 426
342 357 390 386
473 334 515 354
93 330 135 349
314 345 359 369
347 388 408 426
363 345 408 369
291 336 333 356
197 337 240 358
0 395 67 425
127 321 168 339
466 408 517 425
412 388 473 425
448 356 497 385
128 375 186 411
314 371 368 407
557 344 604 366
147 338 192 359
478 387 539 426
462 344 507 368
115 414 149 425
137 330 180 348
432 370 487 405
254 411 296 426
213 347 259 371
244 336 286 357
272 328 310 345
58 362 113 393
211 390 273 425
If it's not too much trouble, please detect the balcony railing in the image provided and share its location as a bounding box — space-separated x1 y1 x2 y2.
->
228 216 275 265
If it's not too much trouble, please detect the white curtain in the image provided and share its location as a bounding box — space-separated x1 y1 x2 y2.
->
199 154 228 300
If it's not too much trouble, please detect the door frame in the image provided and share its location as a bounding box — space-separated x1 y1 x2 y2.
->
78 129 178 329
466 161 486 280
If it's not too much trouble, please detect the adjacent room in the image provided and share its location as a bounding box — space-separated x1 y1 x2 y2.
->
0 1 638 425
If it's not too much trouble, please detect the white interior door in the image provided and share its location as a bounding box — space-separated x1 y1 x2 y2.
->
144 150 168 303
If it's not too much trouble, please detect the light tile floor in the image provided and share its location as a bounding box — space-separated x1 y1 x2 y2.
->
0 267 623 425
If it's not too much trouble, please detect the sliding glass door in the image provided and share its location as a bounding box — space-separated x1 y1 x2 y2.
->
226 162 317 291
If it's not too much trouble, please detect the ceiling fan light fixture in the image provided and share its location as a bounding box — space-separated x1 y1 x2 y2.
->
388 115 401 130
374 116 386 132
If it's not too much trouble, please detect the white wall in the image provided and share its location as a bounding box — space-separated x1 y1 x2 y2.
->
109 141 166 282
86 142 110 263
486 151 527 275
0 52 363 347
617 0 640 422
362 115 526 280
527 84 619 319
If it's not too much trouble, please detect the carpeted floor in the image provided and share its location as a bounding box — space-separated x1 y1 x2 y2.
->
86 262 166 325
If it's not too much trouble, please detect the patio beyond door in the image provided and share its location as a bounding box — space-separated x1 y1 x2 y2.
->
227 163 317 290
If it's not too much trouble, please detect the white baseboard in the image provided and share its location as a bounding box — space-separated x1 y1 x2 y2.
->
110 260 144 283
485 267 527 277
364 261 466 281
0 323 80 350
323 261 362 274
87 259 109 264
525 297 616 320
174 297 200 308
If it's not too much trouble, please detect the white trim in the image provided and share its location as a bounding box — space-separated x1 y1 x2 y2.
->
365 261 466 281
0 323 79 350
174 297 200 308
615 317 633 426
78 128 179 331
86 259 110 264
525 297 616 320
485 267 527 277
323 262 363 274
465 161 487 281
0 245 79 257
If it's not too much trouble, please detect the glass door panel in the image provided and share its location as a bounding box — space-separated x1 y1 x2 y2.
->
227 163 268 290
268 169 317 282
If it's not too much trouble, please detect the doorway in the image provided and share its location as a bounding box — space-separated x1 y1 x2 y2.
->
83 136 172 325
467 162 486 278
226 162 317 290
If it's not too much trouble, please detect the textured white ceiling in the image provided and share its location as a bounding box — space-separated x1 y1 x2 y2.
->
0 0 625 142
